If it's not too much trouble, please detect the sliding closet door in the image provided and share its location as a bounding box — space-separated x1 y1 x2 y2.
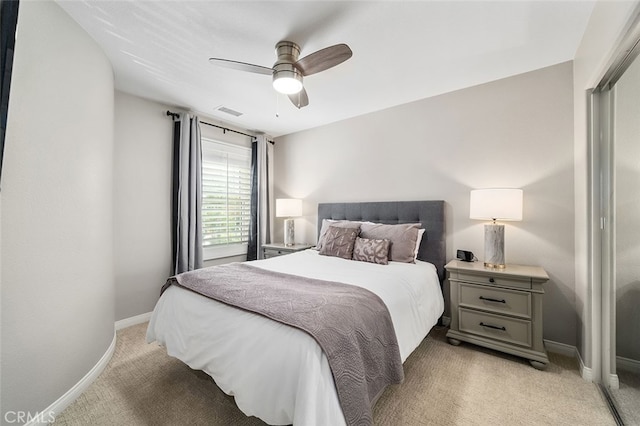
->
609 51 640 425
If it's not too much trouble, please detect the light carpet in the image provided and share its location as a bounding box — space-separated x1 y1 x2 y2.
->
611 369 640 425
55 323 615 425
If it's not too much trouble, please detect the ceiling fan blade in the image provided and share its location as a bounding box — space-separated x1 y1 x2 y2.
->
295 44 352 76
208 58 273 75
288 87 309 109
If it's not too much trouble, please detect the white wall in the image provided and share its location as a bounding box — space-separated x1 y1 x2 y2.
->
113 92 254 321
1 1 115 421
573 0 640 370
275 62 576 345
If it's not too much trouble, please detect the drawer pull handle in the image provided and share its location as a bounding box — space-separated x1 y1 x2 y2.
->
489 277 495 283
480 322 506 331
479 296 506 303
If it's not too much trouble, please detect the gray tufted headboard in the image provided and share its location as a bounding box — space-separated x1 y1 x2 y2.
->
317 201 446 283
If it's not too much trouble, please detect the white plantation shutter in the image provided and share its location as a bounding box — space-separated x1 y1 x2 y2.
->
201 138 252 259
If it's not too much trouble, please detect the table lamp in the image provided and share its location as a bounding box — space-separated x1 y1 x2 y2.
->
470 189 523 268
276 198 302 246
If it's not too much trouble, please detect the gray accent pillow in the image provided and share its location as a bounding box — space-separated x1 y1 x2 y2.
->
316 219 362 251
359 223 422 263
319 226 360 259
352 237 390 265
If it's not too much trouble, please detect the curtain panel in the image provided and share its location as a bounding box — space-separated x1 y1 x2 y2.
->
0 0 20 187
172 113 203 274
247 135 273 260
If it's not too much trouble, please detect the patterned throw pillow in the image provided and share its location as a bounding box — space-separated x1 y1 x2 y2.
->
352 237 390 265
319 226 360 259
315 219 362 251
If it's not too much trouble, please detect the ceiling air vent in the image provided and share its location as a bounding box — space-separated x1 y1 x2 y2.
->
216 106 243 117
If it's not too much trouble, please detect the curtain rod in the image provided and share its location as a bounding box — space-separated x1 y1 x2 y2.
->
166 110 273 144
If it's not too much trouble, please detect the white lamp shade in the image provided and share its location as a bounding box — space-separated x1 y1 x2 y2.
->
470 189 523 221
276 198 302 217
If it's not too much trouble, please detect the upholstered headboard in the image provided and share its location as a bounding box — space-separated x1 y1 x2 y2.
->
317 201 446 283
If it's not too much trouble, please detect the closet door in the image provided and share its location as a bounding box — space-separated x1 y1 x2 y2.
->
609 51 640 426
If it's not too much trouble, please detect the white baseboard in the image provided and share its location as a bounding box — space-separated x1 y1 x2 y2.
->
544 339 576 357
115 312 152 331
540 340 640 382
617 355 640 375
577 349 594 382
544 339 593 381
608 373 620 390
542 341 640 381
26 331 117 426
24 312 151 426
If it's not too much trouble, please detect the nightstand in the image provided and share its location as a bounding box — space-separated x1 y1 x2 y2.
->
262 243 314 259
445 259 549 370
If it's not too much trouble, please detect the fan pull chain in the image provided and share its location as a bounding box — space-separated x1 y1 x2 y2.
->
275 92 280 118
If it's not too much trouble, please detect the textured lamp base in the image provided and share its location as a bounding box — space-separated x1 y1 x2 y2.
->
484 223 505 268
284 218 295 246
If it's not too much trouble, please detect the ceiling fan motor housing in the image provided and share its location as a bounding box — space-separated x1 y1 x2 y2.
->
272 42 304 94
275 41 301 63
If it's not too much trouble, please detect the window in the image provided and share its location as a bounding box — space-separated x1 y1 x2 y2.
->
201 138 252 259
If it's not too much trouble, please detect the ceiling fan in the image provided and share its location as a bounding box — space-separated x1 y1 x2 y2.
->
209 41 352 109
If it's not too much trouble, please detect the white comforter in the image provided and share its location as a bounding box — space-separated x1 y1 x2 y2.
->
146 249 444 425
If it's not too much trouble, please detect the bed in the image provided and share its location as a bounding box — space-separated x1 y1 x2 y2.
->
146 200 446 425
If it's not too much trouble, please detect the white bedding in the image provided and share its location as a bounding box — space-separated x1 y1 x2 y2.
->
146 249 444 425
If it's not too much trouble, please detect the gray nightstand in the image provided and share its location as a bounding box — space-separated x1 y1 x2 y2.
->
445 259 549 369
262 243 314 259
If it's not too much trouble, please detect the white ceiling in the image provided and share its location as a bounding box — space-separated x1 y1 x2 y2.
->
56 1 595 137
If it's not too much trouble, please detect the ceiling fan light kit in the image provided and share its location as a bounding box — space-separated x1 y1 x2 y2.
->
209 40 352 109
272 63 303 94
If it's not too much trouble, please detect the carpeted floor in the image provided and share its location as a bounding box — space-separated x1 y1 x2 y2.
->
611 369 640 425
55 323 615 425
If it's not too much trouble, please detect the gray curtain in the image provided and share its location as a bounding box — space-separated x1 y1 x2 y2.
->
247 135 273 260
247 140 259 261
1 0 20 188
171 113 203 274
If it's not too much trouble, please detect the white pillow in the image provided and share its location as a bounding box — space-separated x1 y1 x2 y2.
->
414 228 425 261
359 222 422 263
361 222 425 261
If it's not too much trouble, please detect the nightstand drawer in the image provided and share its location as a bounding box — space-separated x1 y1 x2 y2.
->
456 272 532 290
459 308 532 347
264 249 286 258
262 244 313 259
459 283 531 319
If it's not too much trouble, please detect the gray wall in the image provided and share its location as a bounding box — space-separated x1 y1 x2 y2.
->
1 1 115 421
274 62 576 345
614 52 640 362
113 93 173 321
113 92 253 321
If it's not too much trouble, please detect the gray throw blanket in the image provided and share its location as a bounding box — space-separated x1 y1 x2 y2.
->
163 262 404 426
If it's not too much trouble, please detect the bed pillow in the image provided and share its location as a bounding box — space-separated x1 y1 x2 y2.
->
359 223 422 263
315 219 362 251
414 228 426 261
319 226 360 260
352 237 390 265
